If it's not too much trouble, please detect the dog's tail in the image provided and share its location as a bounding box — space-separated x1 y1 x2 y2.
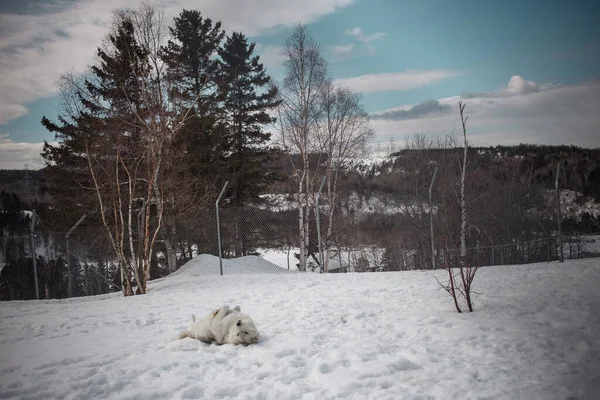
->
176 330 191 340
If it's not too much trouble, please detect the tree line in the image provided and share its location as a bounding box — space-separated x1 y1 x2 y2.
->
3 4 597 300
38 5 373 296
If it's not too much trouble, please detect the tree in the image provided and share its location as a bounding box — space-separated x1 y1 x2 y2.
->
161 9 226 185
437 102 478 312
215 32 282 257
41 5 202 296
218 32 281 207
277 24 330 271
316 82 374 272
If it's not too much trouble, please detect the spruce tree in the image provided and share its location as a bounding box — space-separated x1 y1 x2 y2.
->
41 16 149 229
161 10 226 185
217 32 281 206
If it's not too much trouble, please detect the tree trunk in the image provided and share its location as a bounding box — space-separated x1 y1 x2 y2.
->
165 239 177 274
459 104 468 270
297 166 308 272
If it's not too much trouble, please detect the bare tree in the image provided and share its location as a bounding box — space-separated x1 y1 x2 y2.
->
276 24 330 271
316 83 374 271
458 102 468 272
437 102 478 312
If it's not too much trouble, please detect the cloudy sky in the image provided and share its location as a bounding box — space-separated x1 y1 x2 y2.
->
0 0 599 169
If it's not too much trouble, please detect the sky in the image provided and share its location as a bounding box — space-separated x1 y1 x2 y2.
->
0 0 599 169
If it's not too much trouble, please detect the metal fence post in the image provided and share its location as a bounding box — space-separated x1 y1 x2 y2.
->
555 163 564 262
429 164 438 270
315 175 327 274
29 211 39 300
65 214 87 297
66 237 71 297
216 181 228 276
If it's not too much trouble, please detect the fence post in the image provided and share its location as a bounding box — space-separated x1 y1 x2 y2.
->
216 181 228 276
29 211 39 300
491 244 495 266
315 175 327 274
429 164 438 270
555 163 564 262
65 214 87 297
547 235 551 262
66 238 71 297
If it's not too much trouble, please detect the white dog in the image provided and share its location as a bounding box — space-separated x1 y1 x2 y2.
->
177 305 260 345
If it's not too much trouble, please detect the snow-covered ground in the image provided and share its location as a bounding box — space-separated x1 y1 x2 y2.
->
1 257 599 400
167 254 297 277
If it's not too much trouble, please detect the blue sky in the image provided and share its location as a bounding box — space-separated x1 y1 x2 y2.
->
0 0 599 168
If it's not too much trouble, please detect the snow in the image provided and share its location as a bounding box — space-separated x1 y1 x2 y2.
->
257 191 431 217
549 189 600 221
1 257 600 400
256 248 299 271
167 254 296 278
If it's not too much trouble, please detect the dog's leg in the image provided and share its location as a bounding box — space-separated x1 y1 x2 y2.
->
213 305 230 324
210 305 234 345
176 330 191 340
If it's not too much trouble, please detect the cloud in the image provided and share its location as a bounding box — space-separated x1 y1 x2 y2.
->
331 43 365 60
332 26 386 60
332 43 356 57
369 76 600 148
461 75 543 99
0 103 30 124
0 137 49 169
371 100 452 120
343 27 387 43
335 69 462 93
0 0 355 125
254 43 286 74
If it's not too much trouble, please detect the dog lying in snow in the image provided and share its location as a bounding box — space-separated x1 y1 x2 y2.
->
177 305 260 345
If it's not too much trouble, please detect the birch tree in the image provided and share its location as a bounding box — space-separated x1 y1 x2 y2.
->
277 24 329 271
316 83 374 272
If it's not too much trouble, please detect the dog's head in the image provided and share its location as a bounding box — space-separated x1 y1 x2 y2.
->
229 318 259 345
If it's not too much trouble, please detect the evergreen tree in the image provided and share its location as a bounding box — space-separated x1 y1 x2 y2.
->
41 15 149 230
161 10 226 186
161 9 223 112
380 247 401 271
41 10 168 296
217 32 282 206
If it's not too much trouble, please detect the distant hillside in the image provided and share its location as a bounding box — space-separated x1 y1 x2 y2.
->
0 169 45 205
375 144 600 197
2 144 599 210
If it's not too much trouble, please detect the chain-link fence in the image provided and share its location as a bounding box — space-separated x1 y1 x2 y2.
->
2 163 599 300
206 174 600 274
0 213 66 301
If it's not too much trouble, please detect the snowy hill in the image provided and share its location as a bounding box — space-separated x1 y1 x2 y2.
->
168 254 297 277
1 258 599 399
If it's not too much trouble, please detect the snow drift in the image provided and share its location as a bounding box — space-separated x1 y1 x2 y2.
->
168 254 297 278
